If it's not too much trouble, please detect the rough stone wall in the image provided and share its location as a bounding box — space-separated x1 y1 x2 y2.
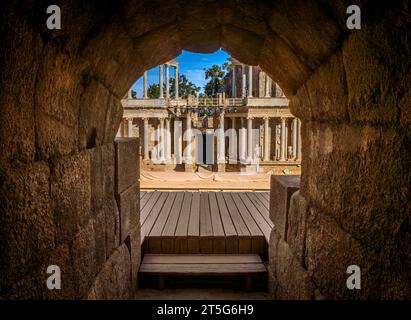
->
284 3 411 299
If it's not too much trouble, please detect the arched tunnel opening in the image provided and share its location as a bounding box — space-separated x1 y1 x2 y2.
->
0 0 409 300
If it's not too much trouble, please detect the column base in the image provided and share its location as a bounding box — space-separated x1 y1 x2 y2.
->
217 163 226 172
242 164 262 173
184 163 196 172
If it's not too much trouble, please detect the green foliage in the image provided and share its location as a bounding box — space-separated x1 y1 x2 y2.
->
170 74 200 98
203 62 231 96
147 74 200 99
147 84 160 99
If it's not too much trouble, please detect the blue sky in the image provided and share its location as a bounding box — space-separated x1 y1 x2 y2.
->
131 49 231 96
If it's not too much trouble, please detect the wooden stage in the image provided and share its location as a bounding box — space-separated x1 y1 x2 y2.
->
140 191 273 255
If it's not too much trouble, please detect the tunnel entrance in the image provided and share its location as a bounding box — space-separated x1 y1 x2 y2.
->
1 1 409 300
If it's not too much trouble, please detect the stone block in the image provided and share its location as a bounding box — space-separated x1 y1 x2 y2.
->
290 52 348 121
268 228 314 299
51 151 91 243
132 23 181 73
301 121 410 247
105 198 121 258
71 219 97 299
305 207 378 299
125 225 141 292
221 24 264 66
79 80 110 149
36 111 79 159
0 161 54 287
116 183 139 243
86 243 131 300
93 209 107 269
268 0 340 70
89 143 115 212
342 6 409 124
259 33 311 96
114 137 139 194
104 95 123 144
0 17 42 163
287 191 308 266
269 175 300 240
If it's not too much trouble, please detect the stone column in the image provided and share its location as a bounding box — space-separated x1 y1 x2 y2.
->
185 113 192 164
159 65 164 99
265 74 270 97
217 112 225 164
280 117 286 161
143 118 149 160
127 89 132 99
165 64 170 99
159 118 165 162
165 118 171 163
127 118 133 137
297 119 302 161
292 118 298 160
143 71 148 99
232 65 236 98
239 117 246 163
248 65 253 97
263 116 270 162
246 117 253 163
175 66 179 99
174 118 183 164
229 117 237 163
242 64 246 98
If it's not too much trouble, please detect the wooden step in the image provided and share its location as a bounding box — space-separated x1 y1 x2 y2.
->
139 254 267 290
141 192 271 255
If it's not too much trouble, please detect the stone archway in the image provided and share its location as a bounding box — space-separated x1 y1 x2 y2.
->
0 0 409 299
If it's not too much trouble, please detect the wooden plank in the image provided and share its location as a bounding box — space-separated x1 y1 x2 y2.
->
141 192 168 243
255 192 270 211
148 192 177 253
261 192 270 202
208 192 225 253
161 192 185 253
140 263 267 276
200 193 213 254
140 191 161 226
187 193 200 253
246 193 273 227
175 192 193 254
215 193 238 254
223 193 251 254
231 193 265 254
237 193 272 243
208 193 224 236
140 192 155 212
143 254 262 264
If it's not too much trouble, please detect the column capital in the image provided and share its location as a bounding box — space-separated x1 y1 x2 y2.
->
246 116 254 120
263 116 270 120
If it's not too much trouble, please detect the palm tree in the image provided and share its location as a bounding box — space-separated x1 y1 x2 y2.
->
203 63 231 96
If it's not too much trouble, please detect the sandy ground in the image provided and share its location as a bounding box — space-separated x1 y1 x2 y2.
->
140 171 271 191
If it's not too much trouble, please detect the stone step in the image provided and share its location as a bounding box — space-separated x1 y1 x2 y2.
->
139 254 267 290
